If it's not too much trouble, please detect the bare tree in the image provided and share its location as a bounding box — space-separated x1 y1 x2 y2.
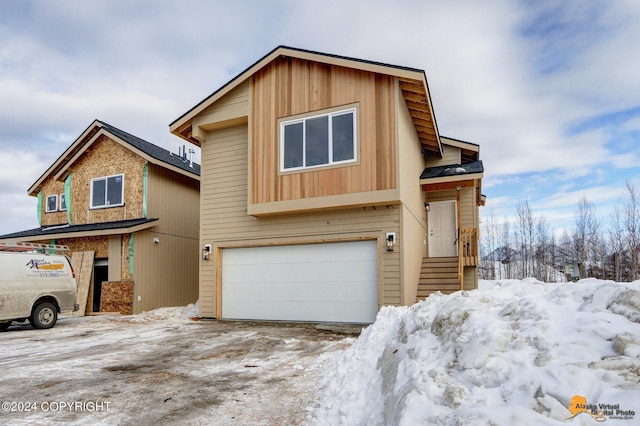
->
609 205 626 281
500 219 512 279
535 214 551 281
515 200 536 278
480 210 499 280
573 195 601 278
621 181 640 281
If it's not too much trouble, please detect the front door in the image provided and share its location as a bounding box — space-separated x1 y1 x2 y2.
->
428 200 458 257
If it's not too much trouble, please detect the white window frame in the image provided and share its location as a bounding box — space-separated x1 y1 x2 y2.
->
45 195 58 213
90 174 125 209
279 107 357 172
59 193 67 212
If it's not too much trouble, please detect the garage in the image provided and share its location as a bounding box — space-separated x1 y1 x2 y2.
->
221 240 379 323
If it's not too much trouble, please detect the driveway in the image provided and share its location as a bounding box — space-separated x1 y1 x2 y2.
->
0 308 361 425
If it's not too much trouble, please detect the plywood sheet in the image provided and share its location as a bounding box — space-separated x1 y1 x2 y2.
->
100 281 134 315
71 251 95 317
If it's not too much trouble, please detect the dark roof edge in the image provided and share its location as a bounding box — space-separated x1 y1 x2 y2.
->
439 135 480 147
0 218 159 240
170 45 427 127
28 119 100 193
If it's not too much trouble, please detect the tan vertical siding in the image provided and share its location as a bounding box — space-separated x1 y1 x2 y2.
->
199 124 402 317
250 57 397 206
130 165 200 313
146 165 200 237
132 229 199 313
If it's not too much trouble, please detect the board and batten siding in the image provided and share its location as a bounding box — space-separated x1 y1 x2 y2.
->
249 57 397 207
131 165 200 313
198 124 402 318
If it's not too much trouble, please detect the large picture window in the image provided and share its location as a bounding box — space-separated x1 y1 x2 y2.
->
91 174 124 209
280 108 357 171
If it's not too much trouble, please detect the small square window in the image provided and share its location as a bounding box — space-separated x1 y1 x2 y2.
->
59 194 67 211
46 195 58 213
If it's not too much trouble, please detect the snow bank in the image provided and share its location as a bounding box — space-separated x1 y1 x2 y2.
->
314 279 640 425
130 300 199 322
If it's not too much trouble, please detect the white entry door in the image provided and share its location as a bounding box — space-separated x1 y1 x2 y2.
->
428 201 458 257
221 240 379 323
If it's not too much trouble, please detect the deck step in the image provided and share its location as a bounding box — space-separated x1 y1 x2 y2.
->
416 256 460 302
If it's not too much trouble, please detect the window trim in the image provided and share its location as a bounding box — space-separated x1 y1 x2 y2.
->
45 195 58 213
59 193 67 212
279 106 358 173
90 173 125 210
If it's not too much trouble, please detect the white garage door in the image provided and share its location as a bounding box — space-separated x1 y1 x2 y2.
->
222 240 378 323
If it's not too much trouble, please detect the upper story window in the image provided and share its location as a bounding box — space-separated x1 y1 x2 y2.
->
91 174 124 209
46 195 58 213
280 107 357 172
59 193 67 211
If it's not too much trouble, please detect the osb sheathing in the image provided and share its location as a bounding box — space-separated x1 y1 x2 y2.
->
57 236 109 259
65 134 145 225
48 234 132 284
100 281 134 314
39 177 67 227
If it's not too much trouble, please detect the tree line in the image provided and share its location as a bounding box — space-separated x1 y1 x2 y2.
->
479 180 640 283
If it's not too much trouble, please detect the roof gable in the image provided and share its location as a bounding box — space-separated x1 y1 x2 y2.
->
170 46 443 156
29 120 200 196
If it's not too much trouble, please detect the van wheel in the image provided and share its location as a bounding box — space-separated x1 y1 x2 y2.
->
0 322 10 331
30 302 58 329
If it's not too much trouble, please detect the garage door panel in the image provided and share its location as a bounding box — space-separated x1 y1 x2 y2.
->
222 241 378 323
229 300 378 323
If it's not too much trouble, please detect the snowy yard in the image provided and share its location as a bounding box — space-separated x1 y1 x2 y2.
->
0 306 359 425
1 278 639 425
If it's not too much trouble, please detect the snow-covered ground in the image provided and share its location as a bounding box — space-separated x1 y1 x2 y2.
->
0 303 357 425
1 279 638 425
313 278 640 425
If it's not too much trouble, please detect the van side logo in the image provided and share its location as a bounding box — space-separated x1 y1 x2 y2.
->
26 259 65 271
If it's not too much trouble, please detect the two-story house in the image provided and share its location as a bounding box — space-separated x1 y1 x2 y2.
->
0 120 200 314
170 46 484 323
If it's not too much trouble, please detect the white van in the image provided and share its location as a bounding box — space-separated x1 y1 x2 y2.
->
0 243 79 330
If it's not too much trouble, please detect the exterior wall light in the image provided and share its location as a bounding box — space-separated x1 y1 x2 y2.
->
386 232 396 252
202 244 212 260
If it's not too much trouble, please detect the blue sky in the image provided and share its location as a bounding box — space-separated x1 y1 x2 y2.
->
0 0 639 236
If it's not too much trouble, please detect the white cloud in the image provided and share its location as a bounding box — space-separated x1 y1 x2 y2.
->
0 0 639 235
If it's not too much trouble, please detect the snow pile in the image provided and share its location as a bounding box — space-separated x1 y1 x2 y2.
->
314 279 640 425
130 300 199 322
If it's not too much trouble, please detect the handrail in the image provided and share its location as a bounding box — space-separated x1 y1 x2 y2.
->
458 227 479 290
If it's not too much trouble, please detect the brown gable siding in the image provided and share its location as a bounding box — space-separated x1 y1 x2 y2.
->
250 56 397 206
